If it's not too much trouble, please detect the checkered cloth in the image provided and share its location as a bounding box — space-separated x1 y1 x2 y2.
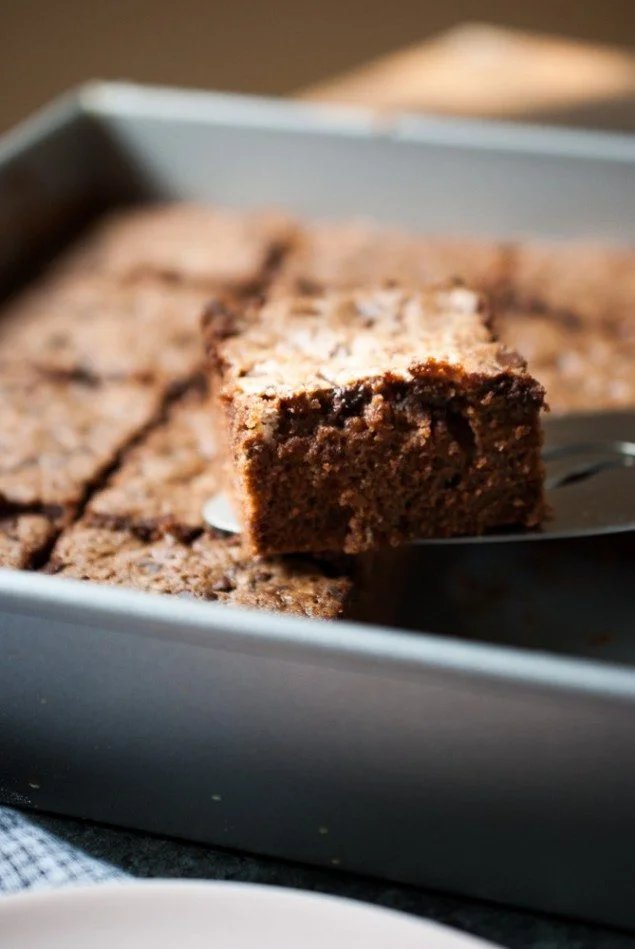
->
0 807 128 893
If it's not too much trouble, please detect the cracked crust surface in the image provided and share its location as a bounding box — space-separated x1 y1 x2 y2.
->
0 365 163 513
0 277 209 385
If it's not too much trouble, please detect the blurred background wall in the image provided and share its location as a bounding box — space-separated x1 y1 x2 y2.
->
0 0 632 132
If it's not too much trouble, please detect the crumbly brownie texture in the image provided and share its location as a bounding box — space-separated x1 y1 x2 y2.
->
70 204 297 291
74 385 357 619
85 388 220 541
273 220 509 297
498 310 635 414
48 525 352 619
0 365 163 513
205 285 546 555
0 514 58 569
0 276 209 386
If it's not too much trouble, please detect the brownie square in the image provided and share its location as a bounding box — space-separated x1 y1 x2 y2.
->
68 203 297 292
509 241 635 334
498 309 635 414
48 524 353 619
274 220 509 297
0 366 163 515
204 284 546 555
85 387 219 541
0 276 210 386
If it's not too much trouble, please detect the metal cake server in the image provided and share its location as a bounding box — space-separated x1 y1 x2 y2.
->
202 411 635 544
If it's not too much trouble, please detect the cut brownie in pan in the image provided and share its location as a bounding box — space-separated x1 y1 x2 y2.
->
48 525 352 619
0 365 163 515
204 284 546 556
0 514 57 569
85 387 219 541
67 203 297 292
498 310 635 414
508 241 635 334
62 384 360 620
0 277 209 386
274 220 509 297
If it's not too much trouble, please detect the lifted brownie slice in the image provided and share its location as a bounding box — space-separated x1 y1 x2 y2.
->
205 285 546 555
0 277 209 387
68 203 297 292
0 366 163 516
85 387 219 541
48 525 352 620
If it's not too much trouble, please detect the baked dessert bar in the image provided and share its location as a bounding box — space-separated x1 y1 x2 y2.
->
507 241 635 334
274 219 510 297
85 386 220 541
48 525 352 619
0 365 163 516
204 284 546 555
65 203 297 292
498 309 635 414
0 276 210 387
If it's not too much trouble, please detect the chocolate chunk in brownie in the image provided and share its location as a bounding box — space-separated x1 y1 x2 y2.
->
0 514 58 569
273 220 509 298
0 365 163 514
67 203 297 292
48 525 352 619
0 276 209 386
204 284 546 556
85 387 219 541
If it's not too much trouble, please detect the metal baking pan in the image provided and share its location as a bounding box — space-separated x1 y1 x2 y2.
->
3 82 635 930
